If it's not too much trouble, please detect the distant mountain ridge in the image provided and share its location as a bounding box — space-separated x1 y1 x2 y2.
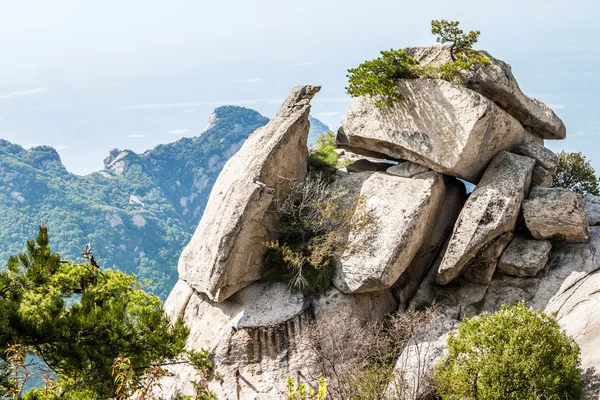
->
0 107 330 298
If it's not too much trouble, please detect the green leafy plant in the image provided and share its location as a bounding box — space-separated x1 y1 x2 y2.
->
346 20 489 108
286 377 327 400
553 151 600 195
434 303 582 400
0 225 192 398
263 176 373 293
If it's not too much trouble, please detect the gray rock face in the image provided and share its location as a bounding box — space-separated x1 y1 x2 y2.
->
178 86 320 302
333 171 446 293
437 152 535 285
405 46 566 140
497 236 552 277
395 178 467 305
523 187 590 243
585 194 600 226
346 158 379 172
157 281 397 399
387 161 431 179
514 141 558 171
463 231 514 284
530 165 553 188
337 79 530 183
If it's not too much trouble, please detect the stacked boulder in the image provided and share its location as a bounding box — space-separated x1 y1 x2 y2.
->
159 47 599 399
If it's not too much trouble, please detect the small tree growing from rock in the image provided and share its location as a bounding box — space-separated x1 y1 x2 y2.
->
553 151 600 196
434 303 582 400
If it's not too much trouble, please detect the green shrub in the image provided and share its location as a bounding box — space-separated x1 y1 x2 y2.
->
346 20 489 108
263 176 372 293
286 377 327 400
553 151 600 195
308 132 342 181
434 303 582 400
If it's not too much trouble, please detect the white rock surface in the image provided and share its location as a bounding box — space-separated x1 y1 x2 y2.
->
333 171 446 293
523 187 590 243
405 46 566 140
437 152 535 284
157 281 397 399
338 79 530 183
178 86 320 302
497 236 552 277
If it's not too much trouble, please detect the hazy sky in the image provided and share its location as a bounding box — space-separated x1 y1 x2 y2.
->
0 0 599 174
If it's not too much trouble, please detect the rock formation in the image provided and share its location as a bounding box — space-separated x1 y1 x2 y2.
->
160 48 599 399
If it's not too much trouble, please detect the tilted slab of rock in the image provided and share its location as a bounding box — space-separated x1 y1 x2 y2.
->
437 151 535 285
406 227 600 398
178 86 320 302
332 171 446 293
497 236 552 277
463 231 514 284
523 187 590 243
585 194 600 226
514 141 558 171
387 161 432 179
405 46 566 140
337 79 530 183
156 281 397 399
394 177 467 305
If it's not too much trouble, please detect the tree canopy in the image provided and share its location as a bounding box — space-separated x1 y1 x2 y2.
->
553 151 600 196
0 225 189 399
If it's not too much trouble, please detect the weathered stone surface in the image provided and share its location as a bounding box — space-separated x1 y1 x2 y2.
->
395 177 467 305
514 141 558 171
498 236 552 277
463 231 514 284
437 152 535 285
405 46 566 140
178 86 320 302
157 281 397 399
531 165 553 187
333 171 446 293
387 161 431 179
585 194 600 226
346 158 378 172
523 187 590 243
409 227 600 397
338 79 530 183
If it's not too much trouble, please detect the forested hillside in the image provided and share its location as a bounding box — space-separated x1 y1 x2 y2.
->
0 106 329 299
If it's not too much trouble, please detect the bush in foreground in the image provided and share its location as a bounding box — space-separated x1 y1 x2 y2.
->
434 303 582 400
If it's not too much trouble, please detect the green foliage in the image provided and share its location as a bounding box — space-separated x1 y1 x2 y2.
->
308 132 342 181
286 377 327 400
434 303 582 400
346 20 489 108
0 226 190 399
553 151 600 196
346 49 419 108
263 176 373 293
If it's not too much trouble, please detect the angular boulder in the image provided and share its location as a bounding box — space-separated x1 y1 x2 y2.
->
523 187 590 243
156 281 397 399
337 79 530 183
405 46 566 140
333 171 446 293
394 177 467 305
436 151 535 285
463 231 514 284
178 86 321 302
514 141 558 171
346 158 379 172
585 194 600 226
497 236 552 277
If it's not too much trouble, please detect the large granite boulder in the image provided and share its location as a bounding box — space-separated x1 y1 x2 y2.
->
497 236 552 277
437 151 535 284
585 194 600 226
463 231 514 284
332 171 446 293
337 78 531 183
407 227 600 398
178 86 320 302
387 161 432 179
514 141 558 187
405 46 566 140
523 187 590 243
394 177 467 305
156 281 397 399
